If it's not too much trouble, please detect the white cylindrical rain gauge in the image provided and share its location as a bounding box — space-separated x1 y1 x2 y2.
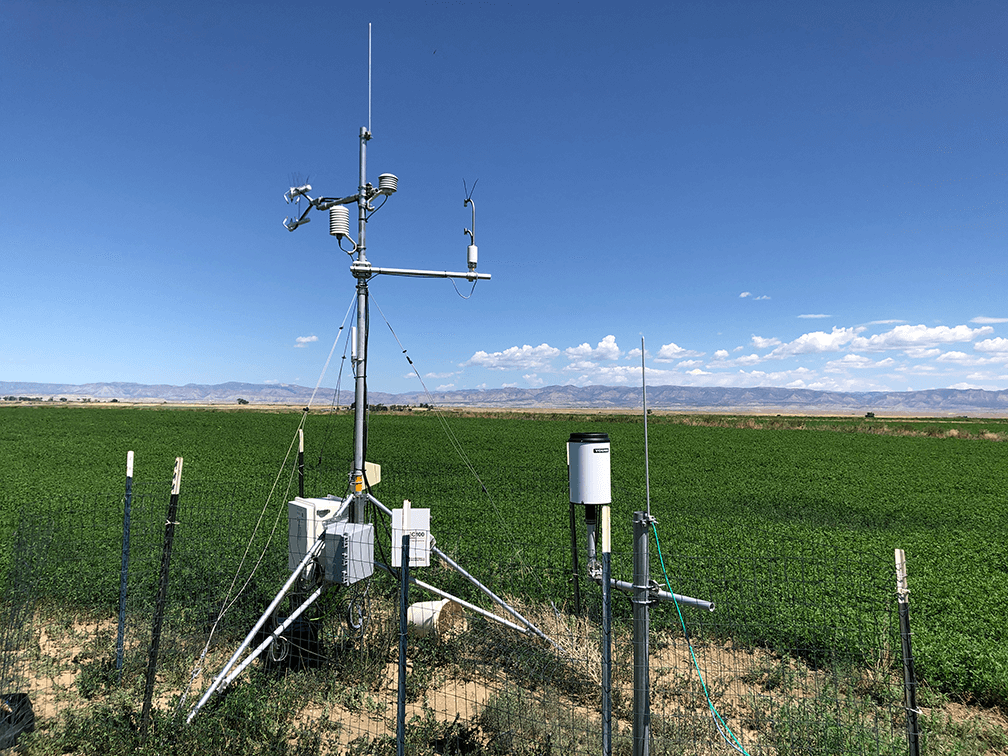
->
330 205 351 238
569 432 610 567
568 432 611 507
467 244 478 271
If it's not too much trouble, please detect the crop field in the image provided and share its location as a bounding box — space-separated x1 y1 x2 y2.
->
2 404 1007 752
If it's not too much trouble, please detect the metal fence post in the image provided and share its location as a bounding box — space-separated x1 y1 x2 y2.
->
140 457 183 740
116 451 134 676
397 516 411 755
633 511 651 756
896 549 921 756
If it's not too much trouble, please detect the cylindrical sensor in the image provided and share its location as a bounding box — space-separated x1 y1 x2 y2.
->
329 205 351 238
568 432 612 509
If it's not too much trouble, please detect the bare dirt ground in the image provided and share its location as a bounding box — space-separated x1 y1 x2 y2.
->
8 603 1007 755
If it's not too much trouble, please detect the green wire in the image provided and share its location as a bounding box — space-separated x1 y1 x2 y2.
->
651 522 751 756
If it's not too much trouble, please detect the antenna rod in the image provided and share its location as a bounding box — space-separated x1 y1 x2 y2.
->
642 337 651 517
368 23 372 134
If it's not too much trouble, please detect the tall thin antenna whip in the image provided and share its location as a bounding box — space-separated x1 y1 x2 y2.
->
368 23 372 134
642 336 651 517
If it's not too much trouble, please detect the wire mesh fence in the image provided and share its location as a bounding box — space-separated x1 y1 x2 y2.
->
0 462 908 755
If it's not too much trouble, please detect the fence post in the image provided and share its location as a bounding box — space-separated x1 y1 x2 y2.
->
601 503 612 756
632 511 651 756
116 451 134 676
397 502 411 756
140 457 183 740
895 548 921 756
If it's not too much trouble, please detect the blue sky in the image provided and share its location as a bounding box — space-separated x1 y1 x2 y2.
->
3 1 1006 395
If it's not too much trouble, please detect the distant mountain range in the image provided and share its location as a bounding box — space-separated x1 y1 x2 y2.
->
3 380 1008 415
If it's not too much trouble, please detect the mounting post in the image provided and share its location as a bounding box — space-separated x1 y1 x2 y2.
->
601 504 612 756
569 501 582 615
633 510 653 756
396 532 409 756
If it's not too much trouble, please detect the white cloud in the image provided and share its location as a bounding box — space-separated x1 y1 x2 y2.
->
713 349 730 360
654 342 703 362
677 359 705 368
733 345 744 352
501 382 517 388
975 337 1008 357
751 335 782 349
767 327 859 358
868 319 905 325
824 354 875 371
936 351 974 365
424 371 456 379
739 292 751 298
437 383 455 391
754 295 771 301
851 324 993 352
523 373 544 387
798 313 831 319
687 368 710 375
904 347 941 359
295 335 318 348
971 316 1008 324
464 343 560 370
735 354 761 365
565 335 620 361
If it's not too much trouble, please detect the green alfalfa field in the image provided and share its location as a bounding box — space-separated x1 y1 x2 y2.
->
2 402 1007 716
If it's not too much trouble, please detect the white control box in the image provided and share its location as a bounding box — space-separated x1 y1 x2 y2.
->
391 506 432 568
324 521 374 585
288 496 343 571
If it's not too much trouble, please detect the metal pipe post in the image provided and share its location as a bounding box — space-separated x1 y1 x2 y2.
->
632 511 651 756
601 504 612 756
396 534 409 756
116 450 134 675
351 125 370 524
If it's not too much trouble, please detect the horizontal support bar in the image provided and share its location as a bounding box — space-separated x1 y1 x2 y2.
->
351 262 490 281
611 578 715 612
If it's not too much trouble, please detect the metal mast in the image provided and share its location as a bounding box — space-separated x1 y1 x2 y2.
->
283 126 490 523
351 126 371 523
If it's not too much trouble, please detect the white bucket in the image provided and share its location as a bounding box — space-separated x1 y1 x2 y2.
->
406 599 466 638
